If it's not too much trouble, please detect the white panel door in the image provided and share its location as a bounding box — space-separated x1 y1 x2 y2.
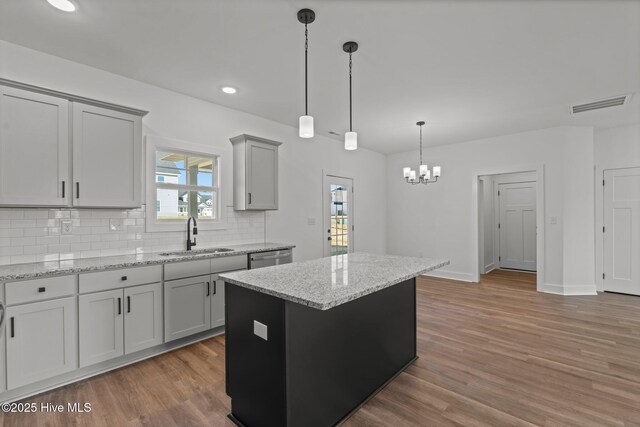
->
246 140 278 209
323 175 354 256
210 275 225 329
0 87 69 206
79 289 124 368
6 297 77 389
498 182 537 271
72 102 141 208
124 283 163 354
164 275 211 342
604 168 640 295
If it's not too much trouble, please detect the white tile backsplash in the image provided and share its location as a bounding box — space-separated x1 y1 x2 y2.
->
0 205 265 265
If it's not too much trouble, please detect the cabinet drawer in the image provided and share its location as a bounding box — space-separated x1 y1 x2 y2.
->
6 275 76 306
164 259 211 281
211 255 247 273
79 265 162 294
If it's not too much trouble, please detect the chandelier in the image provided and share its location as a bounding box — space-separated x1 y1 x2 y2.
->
403 121 441 185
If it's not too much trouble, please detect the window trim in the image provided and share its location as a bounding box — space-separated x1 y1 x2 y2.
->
145 136 226 232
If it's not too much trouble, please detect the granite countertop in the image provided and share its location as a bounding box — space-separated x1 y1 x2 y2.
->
0 242 295 282
220 252 449 310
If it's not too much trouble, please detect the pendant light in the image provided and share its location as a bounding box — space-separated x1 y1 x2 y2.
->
343 41 358 150
403 121 442 185
298 9 315 138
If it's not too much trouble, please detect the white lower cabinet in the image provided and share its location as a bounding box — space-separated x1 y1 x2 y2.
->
79 289 124 368
164 275 211 342
79 283 162 368
124 283 163 354
6 297 77 389
211 276 225 329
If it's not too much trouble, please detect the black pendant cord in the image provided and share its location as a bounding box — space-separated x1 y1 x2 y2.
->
304 23 308 116
349 51 353 132
419 123 423 165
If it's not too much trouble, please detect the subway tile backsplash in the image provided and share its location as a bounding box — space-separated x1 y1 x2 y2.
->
0 206 265 265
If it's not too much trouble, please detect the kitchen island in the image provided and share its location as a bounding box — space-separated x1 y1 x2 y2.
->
220 252 449 427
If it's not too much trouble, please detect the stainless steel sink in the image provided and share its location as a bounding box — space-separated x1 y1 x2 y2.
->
159 248 235 256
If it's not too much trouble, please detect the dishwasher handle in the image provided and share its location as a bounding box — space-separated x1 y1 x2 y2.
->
251 252 291 261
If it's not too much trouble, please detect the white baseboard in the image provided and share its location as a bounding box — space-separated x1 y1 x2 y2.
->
422 269 476 282
539 283 598 296
483 263 496 274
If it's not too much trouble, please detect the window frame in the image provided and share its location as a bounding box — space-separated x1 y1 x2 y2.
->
145 136 226 232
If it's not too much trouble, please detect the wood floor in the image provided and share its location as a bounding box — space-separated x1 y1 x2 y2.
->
4 269 640 426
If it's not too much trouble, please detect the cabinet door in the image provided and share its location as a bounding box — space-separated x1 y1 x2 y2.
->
246 140 278 209
6 297 77 389
79 289 124 368
72 102 141 208
164 275 211 342
0 87 69 206
210 275 225 329
124 283 163 354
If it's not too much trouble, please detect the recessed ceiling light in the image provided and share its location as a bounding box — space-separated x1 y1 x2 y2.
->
221 87 237 94
47 0 76 12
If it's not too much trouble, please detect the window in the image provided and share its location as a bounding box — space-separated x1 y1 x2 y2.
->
154 150 219 221
146 137 223 232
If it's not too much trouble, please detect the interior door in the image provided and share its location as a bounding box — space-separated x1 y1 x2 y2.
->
323 175 354 257
498 182 537 271
604 168 640 295
0 86 69 206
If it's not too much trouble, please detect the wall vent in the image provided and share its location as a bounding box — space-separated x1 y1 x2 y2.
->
570 94 631 114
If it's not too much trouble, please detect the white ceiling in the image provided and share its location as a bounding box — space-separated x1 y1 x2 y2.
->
1 0 639 154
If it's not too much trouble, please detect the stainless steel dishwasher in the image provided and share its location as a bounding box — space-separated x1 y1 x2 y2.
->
249 249 292 269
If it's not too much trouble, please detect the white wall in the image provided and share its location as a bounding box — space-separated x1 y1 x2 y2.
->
387 126 597 294
0 40 387 263
594 124 640 291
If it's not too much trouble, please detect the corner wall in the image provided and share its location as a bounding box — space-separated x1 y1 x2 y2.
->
386 126 596 294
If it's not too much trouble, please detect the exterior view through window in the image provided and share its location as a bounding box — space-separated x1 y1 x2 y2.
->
154 150 219 221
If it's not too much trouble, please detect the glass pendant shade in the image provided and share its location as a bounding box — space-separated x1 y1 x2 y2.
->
345 131 358 150
299 115 314 138
433 166 441 177
403 167 411 178
419 165 429 177
409 170 417 181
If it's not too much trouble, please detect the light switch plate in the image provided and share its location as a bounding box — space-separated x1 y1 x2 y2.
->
307 217 316 226
253 320 268 341
61 220 73 235
550 216 558 225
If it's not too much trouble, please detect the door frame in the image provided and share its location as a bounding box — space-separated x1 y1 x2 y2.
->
473 164 545 292
322 170 355 257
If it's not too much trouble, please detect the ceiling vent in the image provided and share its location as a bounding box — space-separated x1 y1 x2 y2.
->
570 94 631 114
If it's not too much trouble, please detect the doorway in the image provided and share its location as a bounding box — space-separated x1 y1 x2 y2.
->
478 172 537 276
323 174 354 257
603 167 640 295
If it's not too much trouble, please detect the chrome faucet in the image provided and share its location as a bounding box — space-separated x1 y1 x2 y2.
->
187 216 198 251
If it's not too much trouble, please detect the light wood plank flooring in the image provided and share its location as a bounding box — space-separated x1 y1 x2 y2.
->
3 269 640 426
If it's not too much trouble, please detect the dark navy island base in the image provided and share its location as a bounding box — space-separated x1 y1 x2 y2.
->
224 278 417 427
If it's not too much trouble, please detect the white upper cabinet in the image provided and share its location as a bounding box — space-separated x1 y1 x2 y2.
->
0 79 146 209
230 134 281 210
0 87 69 206
72 103 142 208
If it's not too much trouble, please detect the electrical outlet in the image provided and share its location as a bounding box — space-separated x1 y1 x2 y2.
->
307 217 316 226
550 216 558 225
61 220 73 235
109 219 122 232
